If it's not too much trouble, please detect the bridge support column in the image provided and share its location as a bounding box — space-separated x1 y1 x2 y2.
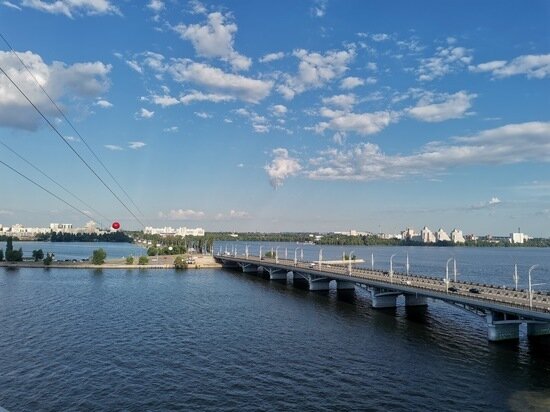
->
336 280 355 290
486 312 519 341
308 276 330 291
238 263 258 273
527 322 550 337
265 267 287 280
404 294 428 307
369 287 399 308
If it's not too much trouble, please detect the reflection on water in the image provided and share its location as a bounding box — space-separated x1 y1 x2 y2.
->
1 263 550 411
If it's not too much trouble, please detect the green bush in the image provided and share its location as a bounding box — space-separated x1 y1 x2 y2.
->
138 256 149 265
174 256 188 270
126 256 134 265
91 248 107 265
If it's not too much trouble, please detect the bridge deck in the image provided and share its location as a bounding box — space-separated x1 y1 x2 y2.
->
216 254 550 322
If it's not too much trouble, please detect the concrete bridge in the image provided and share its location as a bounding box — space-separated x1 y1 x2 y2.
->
214 253 550 342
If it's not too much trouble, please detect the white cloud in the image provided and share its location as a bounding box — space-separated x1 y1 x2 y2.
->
365 76 377 84
174 11 251 71
64 135 79 142
0 50 111 130
316 109 395 136
265 148 302 188
95 99 113 108
259 52 284 63
407 91 476 122
168 60 272 103
340 76 364 90
303 121 550 182
189 0 206 15
270 104 287 116
105 144 123 151
179 90 235 104
151 94 180 107
147 0 164 12
469 54 550 79
137 108 155 119
277 47 356 99
229 209 249 218
417 46 472 81
371 33 390 42
163 126 178 132
128 141 146 149
237 163 244 167
471 197 502 210
2 1 22 10
322 94 356 110
253 124 269 133
311 0 327 17
20 0 119 18
125 59 143 74
194 111 212 119
159 209 205 220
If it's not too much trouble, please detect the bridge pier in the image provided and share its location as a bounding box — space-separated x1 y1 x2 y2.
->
265 267 287 280
369 287 400 308
336 280 355 290
238 262 258 273
404 294 428 307
486 312 520 341
527 322 550 338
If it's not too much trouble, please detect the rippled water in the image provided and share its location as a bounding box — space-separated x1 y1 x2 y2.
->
1 265 550 411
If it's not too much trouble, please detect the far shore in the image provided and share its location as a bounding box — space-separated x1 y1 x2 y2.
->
0 254 222 270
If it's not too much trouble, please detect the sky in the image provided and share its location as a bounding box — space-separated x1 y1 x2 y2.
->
0 0 549 236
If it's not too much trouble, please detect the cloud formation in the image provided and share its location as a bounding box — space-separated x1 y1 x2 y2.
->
469 54 550 79
19 0 119 18
407 91 476 122
175 11 251 71
265 148 302 188
0 50 111 130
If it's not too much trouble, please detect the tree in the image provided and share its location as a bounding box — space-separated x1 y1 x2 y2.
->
5 236 13 254
0 249 3 262
174 256 188 270
264 251 275 258
91 248 107 265
126 256 134 265
32 249 44 262
43 253 53 266
138 256 149 265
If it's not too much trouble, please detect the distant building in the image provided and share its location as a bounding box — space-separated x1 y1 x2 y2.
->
451 228 465 244
436 228 451 242
420 226 436 243
50 223 73 233
144 226 204 237
510 232 529 244
401 228 416 241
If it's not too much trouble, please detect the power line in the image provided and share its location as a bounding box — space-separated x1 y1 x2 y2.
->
0 140 111 226
0 64 146 228
0 32 146 220
0 158 98 223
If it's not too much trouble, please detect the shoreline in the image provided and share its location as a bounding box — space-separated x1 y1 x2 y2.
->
0 254 222 270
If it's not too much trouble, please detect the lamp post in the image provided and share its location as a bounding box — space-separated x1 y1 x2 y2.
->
259 245 263 260
319 249 323 269
390 253 396 283
528 264 541 309
406 253 410 276
245 244 249 258
300 249 303 260
294 247 299 265
285 247 288 260
371 253 374 270
453 258 457 282
513 264 519 291
275 247 279 264
445 257 453 293
348 250 355 275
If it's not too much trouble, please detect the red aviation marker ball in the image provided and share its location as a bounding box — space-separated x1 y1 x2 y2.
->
112 221 121 230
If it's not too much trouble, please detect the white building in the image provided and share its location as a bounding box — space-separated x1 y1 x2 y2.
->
421 226 436 243
144 226 204 237
451 228 465 244
50 223 73 233
436 228 451 242
510 232 529 244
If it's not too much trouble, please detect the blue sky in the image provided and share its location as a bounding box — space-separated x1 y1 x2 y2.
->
0 0 549 236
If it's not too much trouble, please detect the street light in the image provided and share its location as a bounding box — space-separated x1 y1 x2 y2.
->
453 258 457 282
245 244 249 258
390 253 396 283
319 249 323 269
259 245 263 260
445 257 453 293
528 265 545 309
285 247 288 260
275 246 280 263
348 250 355 274
294 247 299 265
513 264 519 291
406 253 410 276
371 253 374 270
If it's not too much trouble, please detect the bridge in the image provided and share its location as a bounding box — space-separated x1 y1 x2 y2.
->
214 253 550 342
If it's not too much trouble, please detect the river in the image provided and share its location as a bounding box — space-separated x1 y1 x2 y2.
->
1 242 549 411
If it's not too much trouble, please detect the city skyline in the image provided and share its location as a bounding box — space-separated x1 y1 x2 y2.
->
0 1 549 235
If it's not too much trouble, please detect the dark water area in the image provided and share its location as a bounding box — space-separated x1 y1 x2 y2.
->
1 264 550 411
